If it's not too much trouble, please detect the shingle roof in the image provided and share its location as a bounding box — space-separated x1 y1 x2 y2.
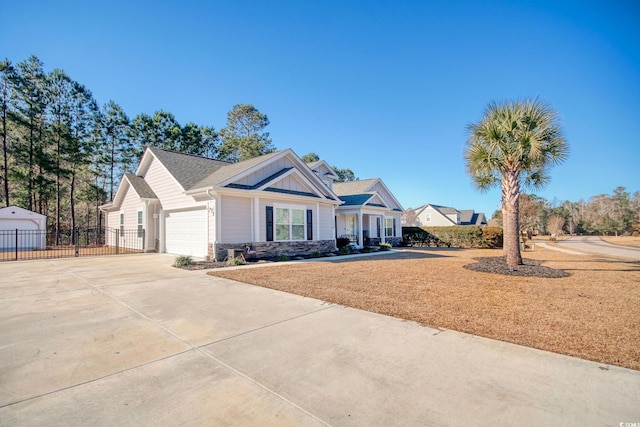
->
189 150 284 190
332 179 377 196
338 193 374 206
147 146 288 191
148 147 230 190
125 173 158 199
459 209 475 224
454 209 487 225
306 161 321 169
430 204 458 215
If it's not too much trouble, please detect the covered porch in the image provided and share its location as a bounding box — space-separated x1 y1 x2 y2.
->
336 209 392 248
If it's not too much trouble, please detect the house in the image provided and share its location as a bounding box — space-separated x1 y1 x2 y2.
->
101 147 404 260
101 147 345 260
0 206 47 251
403 203 487 227
331 179 404 247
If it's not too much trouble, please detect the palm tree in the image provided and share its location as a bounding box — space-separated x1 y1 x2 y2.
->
465 99 568 267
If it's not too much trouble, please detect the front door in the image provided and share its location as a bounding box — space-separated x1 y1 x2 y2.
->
345 215 357 243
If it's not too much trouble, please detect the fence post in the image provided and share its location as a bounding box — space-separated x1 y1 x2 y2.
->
116 228 119 255
75 228 80 257
15 229 18 261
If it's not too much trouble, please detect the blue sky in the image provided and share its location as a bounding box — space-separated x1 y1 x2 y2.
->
3 0 639 216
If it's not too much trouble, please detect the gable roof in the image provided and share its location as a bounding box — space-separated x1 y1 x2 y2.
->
146 146 231 191
409 203 487 226
430 204 458 215
306 160 339 180
332 179 379 196
459 210 487 226
339 193 375 206
333 178 404 212
190 150 284 190
124 173 158 199
0 205 47 219
144 147 342 202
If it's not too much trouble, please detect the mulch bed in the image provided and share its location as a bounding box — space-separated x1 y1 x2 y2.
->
464 256 570 278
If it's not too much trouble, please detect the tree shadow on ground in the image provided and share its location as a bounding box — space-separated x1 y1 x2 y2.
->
316 248 455 264
545 258 640 273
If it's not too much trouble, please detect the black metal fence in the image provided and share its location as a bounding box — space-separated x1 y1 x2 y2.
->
0 227 145 262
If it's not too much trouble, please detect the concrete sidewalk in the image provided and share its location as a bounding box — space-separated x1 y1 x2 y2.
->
1 254 639 426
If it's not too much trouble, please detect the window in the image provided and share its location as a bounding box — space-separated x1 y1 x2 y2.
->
275 206 306 241
425 213 431 223
385 218 394 237
137 210 143 238
119 213 124 236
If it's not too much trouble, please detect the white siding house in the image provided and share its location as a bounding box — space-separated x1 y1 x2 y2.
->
332 179 404 247
102 147 406 259
405 204 487 227
101 147 343 260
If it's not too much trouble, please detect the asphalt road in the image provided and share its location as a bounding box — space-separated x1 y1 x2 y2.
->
554 236 640 261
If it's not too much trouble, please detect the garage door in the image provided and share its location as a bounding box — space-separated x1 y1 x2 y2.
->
164 208 208 257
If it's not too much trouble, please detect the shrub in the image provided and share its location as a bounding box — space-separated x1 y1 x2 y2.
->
402 226 503 249
336 237 351 249
227 256 246 266
278 254 291 261
311 251 321 258
173 255 193 267
339 246 351 255
481 227 503 248
378 242 392 251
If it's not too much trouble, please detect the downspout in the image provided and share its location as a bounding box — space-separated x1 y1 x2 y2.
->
206 189 216 260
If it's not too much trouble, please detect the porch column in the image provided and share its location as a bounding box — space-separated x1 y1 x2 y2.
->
215 195 222 243
381 215 386 243
358 212 363 247
253 197 260 242
315 203 320 242
142 201 148 250
159 209 165 252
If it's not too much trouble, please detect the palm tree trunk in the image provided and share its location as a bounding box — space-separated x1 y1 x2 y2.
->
502 169 523 267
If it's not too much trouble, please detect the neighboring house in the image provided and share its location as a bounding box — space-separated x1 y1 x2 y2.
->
404 204 487 227
331 179 404 247
101 147 343 260
0 206 47 251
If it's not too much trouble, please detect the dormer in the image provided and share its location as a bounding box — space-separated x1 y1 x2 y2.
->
306 160 339 190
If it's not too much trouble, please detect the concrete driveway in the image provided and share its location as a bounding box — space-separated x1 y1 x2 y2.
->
1 254 639 426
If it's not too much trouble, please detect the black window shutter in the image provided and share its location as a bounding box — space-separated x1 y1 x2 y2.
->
266 206 273 241
376 217 381 237
307 209 313 240
393 218 397 237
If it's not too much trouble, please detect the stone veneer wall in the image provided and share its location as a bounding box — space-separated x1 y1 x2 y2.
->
215 240 336 261
386 237 402 246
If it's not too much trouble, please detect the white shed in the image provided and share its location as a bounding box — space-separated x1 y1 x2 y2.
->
0 206 47 251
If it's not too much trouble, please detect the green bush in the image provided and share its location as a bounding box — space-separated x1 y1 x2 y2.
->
378 242 392 251
336 237 351 249
227 256 246 266
402 226 503 249
173 255 193 267
339 246 351 255
278 254 291 261
311 251 321 258
481 227 503 248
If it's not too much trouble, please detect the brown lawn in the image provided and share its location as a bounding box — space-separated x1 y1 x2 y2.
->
209 247 640 371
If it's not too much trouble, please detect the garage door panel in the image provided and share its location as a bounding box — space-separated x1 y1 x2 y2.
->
165 209 207 257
